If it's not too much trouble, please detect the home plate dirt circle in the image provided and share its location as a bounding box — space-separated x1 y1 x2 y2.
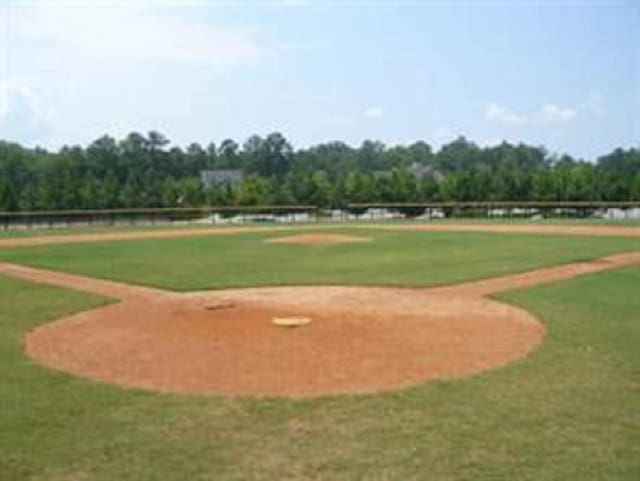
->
23 283 545 397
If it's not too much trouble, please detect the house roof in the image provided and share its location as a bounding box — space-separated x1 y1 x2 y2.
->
200 170 244 185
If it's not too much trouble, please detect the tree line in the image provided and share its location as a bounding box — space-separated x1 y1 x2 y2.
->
0 131 639 211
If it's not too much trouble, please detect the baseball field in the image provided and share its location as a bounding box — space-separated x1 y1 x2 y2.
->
1 223 639 480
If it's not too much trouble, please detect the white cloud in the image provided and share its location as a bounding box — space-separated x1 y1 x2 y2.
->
0 1 299 146
486 101 578 127
3 3 274 73
0 81 51 143
363 106 383 119
485 103 527 125
539 103 577 123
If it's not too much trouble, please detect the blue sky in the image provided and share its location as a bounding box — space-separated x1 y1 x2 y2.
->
0 0 638 159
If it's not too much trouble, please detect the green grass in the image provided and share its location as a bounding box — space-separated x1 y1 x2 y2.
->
1 262 638 480
0 222 236 238
0 229 638 291
1 216 638 239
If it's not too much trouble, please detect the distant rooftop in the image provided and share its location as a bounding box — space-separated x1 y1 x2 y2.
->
200 170 244 186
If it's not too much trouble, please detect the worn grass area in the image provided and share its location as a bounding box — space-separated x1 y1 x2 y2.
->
0 229 639 291
1 264 638 480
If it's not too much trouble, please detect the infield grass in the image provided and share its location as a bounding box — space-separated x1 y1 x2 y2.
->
0 229 638 290
0 260 638 480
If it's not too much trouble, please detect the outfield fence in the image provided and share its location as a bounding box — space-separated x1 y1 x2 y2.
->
0 206 318 230
343 202 640 221
1 202 640 230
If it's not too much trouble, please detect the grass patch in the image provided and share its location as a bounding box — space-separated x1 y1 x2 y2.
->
1 216 638 239
0 222 246 238
1 262 638 480
0 229 638 291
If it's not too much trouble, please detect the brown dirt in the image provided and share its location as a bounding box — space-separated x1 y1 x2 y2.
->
3 249 639 397
375 223 640 238
265 234 371 245
430 251 640 297
0 222 638 249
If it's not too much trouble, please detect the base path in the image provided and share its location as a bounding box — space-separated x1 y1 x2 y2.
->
2 250 639 397
374 223 640 238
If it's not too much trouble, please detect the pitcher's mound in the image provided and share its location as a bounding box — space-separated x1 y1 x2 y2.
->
265 234 371 245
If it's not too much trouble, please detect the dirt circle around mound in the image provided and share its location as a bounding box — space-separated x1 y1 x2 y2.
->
264 233 372 245
24 285 545 397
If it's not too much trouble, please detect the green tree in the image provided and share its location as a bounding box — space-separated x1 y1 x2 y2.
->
177 177 204 207
237 175 274 205
161 176 180 207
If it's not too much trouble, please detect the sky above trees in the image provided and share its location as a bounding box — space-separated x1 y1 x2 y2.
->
0 0 638 159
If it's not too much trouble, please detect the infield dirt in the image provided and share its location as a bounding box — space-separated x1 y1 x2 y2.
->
2 247 638 397
2 223 638 397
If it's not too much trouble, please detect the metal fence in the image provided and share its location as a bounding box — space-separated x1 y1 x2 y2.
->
1 202 640 230
344 202 640 221
0 206 319 230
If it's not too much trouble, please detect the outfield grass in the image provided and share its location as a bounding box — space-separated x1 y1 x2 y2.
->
1 262 638 480
0 229 638 291
0 222 228 238
1 216 639 239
